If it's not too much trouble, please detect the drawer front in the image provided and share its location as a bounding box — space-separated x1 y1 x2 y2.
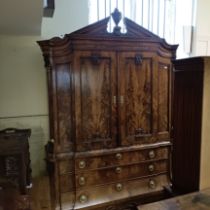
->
58 159 74 175
75 160 168 188
75 146 170 171
59 174 74 193
74 174 170 209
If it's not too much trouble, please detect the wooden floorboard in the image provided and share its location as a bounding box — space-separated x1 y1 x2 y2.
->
0 176 51 210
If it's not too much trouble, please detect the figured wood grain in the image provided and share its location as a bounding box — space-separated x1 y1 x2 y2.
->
119 52 153 146
74 51 117 152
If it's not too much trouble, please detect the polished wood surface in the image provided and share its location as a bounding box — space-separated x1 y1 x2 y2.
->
172 57 205 194
138 188 210 210
38 8 177 210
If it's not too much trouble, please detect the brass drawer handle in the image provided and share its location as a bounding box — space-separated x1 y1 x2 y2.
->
148 179 156 189
113 96 117 104
115 167 122 174
120 96 124 104
148 150 155 159
148 164 155 172
79 160 86 169
79 176 86 186
115 153 122 160
115 183 123 191
79 194 88 203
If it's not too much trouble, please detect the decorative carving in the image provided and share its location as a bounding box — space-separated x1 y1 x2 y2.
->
135 128 145 135
5 156 19 176
111 8 122 35
91 54 100 65
44 54 51 68
135 55 143 65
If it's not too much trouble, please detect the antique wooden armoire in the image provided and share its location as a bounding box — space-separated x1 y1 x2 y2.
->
38 9 178 210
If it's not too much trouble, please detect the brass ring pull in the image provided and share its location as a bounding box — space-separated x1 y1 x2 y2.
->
79 176 86 186
148 150 155 159
148 164 155 172
79 160 86 169
115 183 123 191
115 167 122 174
148 179 156 189
115 153 122 160
79 194 88 203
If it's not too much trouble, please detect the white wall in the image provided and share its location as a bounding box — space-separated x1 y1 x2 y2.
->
42 0 89 38
0 35 49 177
0 0 89 177
193 0 210 55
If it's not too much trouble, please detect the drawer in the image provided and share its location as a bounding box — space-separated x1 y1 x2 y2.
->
60 192 75 210
59 174 74 193
74 174 170 209
58 159 74 175
75 160 168 188
75 146 170 171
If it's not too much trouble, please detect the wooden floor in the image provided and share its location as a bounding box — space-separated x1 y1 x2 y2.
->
0 176 51 210
138 188 210 210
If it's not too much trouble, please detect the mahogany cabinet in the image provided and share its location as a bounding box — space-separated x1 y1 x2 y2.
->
172 57 210 194
38 9 177 210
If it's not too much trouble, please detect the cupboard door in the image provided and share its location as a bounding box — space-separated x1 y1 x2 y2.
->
74 51 117 151
118 52 155 146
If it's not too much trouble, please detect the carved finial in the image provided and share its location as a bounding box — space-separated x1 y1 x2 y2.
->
111 8 122 26
111 8 122 35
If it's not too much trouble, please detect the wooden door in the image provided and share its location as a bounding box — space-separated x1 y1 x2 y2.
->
118 52 155 146
74 51 117 151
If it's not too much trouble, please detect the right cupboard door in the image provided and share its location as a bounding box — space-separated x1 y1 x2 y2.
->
118 52 172 146
118 52 155 146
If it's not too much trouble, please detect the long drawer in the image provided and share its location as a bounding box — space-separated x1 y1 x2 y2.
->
75 160 168 188
74 174 170 210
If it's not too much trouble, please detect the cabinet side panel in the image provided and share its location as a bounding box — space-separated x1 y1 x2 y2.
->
172 62 203 193
53 63 73 152
200 58 210 189
157 63 170 136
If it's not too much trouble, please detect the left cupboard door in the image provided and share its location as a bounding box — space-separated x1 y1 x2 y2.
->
74 51 118 151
